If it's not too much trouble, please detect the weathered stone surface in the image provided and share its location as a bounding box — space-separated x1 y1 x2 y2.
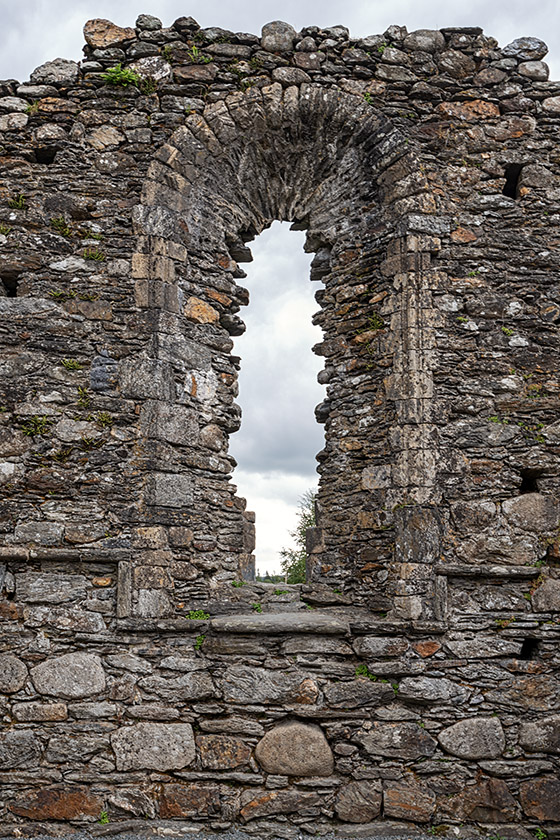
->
502 493 558 532
542 96 560 115
519 715 560 753
324 679 394 708
139 670 214 701
404 29 445 52
398 676 465 704
197 734 251 769
272 67 312 85
261 21 297 52
356 722 437 759
437 100 500 121
353 636 408 657
503 36 548 60
0 112 27 130
223 666 318 705
184 296 219 324
240 789 321 821
136 14 162 30
0 730 40 768
111 723 195 770
211 613 349 634
30 58 79 85
0 654 28 692
438 717 505 760
335 781 382 823
174 64 218 83
442 778 519 823
83 18 136 48
439 50 476 78
160 784 221 818
16 572 86 602
12 702 67 722
531 578 560 611
518 60 549 80
519 776 560 821
10 786 102 820
383 783 436 823
254 722 333 776
446 637 521 658
31 653 106 699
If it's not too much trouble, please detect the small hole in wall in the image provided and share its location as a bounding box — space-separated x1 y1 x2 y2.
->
1 276 17 297
520 638 539 660
519 469 540 494
502 163 524 199
34 146 57 165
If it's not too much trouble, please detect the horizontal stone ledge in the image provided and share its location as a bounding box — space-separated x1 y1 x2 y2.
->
117 618 210 633
210 613 350 635
435 563 541 578
0 546 128 563
350 618 447 635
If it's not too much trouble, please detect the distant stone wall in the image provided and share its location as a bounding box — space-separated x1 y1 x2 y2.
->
0 13 559 834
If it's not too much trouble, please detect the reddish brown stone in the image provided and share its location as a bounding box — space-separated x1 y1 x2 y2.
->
413 640 442 657
37 97 78 114
450 227 477 244
160 783 221 818
384 783 436 823
83 18 136 49
436 100 500 121
174 65 218 83
10 786 102 820
196 734 251 769
240 789 321 822
441 778 518 823
520 776 560 821
184 296 219 324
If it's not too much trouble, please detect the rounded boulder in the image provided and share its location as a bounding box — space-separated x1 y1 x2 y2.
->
255 720 333 776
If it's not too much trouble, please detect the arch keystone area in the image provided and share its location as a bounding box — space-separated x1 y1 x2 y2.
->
0 15 559 832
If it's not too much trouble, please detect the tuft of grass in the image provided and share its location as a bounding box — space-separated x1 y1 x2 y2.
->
50 216 72 237
101 64 140 87
187 610 210 620
8 194 25 210
61 358 83 371
96 412 112 428
0 223 11 235
77 386 91 409
502 326 514 336
355 663 377 681
21 415 52 437
83 247 105 261
251 602 263 613
98 811 109 825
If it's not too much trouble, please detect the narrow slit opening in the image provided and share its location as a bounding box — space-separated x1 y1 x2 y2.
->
520 638 539 660
502 163 524 199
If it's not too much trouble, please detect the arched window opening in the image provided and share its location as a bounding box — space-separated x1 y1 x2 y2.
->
228 221 324 579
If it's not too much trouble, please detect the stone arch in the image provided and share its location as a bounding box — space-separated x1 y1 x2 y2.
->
128 82 444 616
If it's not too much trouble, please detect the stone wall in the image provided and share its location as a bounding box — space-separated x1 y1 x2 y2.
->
0 14 559 835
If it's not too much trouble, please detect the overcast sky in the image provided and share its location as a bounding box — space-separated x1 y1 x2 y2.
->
2 1 559 572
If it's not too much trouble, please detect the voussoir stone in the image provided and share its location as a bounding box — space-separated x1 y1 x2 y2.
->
503 36 548 61
0 654 28 692
30 58 79 86
83 18 136 49
111 722 195 770
30 652 106 699
254 721 333 776
335 780 382 822
261 21 297 52
438 717 505 760
519 715 560 753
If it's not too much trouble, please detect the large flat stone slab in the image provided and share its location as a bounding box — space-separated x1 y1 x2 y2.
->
210 612 349 635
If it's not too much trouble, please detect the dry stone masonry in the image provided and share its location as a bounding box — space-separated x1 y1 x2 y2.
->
0 12 559 835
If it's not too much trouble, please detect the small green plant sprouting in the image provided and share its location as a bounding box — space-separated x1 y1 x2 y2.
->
141 76 158 95
187 45 212 64
534 829 548 840
50 216 72 237
77 386 91 409
456 315 469 323
0 224 11 235
51 447 73 463
25 102 39 115
79 292 100 301
392 682 399 695
21 415 52 437
377 42 388 54
355 664 377 681
187 610 210 620
467 268 480 277
194 634 206 651
101 63 140 87
98 811 109 825
367 312 384 330
363 91 373 105
274 589 289 595
83 247 105 261
80 436 103 450
495 615 516 630
252 602 263 613
8 194 25 210
61 358 82 371
96 412 112 428
502 326 514 336
231 580 246 587
249 55 262 71
161 45 173 62
88 232 103 241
